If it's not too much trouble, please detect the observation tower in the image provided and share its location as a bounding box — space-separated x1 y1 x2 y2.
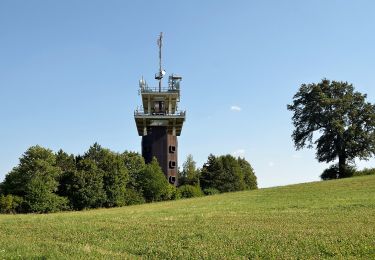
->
134 33 186 185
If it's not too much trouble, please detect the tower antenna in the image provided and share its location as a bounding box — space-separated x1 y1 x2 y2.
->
156 32 164 92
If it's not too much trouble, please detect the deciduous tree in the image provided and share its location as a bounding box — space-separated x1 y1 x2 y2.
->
288 79 375 177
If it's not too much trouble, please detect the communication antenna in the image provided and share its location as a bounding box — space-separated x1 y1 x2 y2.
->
155 32 165 92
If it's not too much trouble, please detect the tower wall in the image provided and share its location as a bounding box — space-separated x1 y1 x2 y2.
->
142 126 178 185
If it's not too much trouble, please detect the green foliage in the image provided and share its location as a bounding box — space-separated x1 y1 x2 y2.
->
1 143 258 213
24 171 68 213
237 157 258 190
1 146 59 197
67 159 107 210
0 146 68 213
288 79 375 177
122 151 145 192
0 194 23 214
124 188 145 205
137 157 170 202
55 150 76 198
55 149 76 173
165 184 180 200
354 167 375 177
199 154 224 192
178 154 200 186
320 164 356 180
84 143 129 207
203 187 220 195
178 185 203 198
200 154 256 193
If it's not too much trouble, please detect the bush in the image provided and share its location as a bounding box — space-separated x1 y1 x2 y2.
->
178 185 203 198
24 175 69 213
203 188 220 196
138 158 171 202
162 184 180 200
124 188 145 205
321 164 356 180
354 168 375 177
0 194 23 214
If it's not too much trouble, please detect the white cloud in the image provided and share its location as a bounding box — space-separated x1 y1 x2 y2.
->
292 154 302 159
268 161 275 167
232 149 245 158
230 105 241 111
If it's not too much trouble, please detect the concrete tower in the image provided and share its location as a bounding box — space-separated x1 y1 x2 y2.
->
134 33 186 185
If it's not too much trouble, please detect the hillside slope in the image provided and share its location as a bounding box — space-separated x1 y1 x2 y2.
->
1 175 374 259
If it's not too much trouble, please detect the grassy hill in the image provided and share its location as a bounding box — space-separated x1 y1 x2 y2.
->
1 175 374 259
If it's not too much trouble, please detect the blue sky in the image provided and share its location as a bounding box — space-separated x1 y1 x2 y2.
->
1 0 375 188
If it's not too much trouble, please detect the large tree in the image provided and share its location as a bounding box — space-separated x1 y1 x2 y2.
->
287 79 375 177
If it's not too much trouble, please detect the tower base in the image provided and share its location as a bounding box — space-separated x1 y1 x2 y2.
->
142 126 178 185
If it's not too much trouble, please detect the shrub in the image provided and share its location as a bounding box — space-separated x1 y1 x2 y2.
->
138 158 171 202
24 175 69 213
354 168 375 177
162 184 180 200
203 188 220 196
321 164 356 180
124 188 145 205
178 185 203 198
0 194 23 214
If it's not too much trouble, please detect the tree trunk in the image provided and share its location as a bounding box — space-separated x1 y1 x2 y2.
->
338 154 346 178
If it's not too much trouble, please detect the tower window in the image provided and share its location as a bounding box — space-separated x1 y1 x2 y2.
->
169 160 176 169
169 145 176 153
169 176 176 184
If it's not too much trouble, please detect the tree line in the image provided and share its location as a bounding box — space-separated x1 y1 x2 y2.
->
0 144 257 214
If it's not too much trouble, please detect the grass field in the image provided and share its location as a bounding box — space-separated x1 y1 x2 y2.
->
1 175 374 259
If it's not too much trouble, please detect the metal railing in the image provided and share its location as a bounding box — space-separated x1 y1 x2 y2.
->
134 110 186 117
139 86 180 94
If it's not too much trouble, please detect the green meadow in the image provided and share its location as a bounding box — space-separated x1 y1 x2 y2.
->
1 175 374 259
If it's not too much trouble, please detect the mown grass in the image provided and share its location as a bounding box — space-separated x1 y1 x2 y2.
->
1 175 375 259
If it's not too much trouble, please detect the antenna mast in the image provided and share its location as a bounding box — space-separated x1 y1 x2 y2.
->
158 32 163 92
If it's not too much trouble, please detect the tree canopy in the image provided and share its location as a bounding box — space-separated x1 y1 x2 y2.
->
287 79 375 178
200 154 257 193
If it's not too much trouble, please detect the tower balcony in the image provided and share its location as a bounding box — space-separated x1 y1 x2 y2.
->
134 110 186 136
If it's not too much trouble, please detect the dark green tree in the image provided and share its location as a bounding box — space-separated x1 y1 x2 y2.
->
178 154 200 187
56 149 76 198
199 154 223 192
122 151 145 190
237 157 258 190
67 158 107 210
122 151 146 205
219 155 245 192
288 79 375 178
0 146 68 213
83 144 129 207
137 157 170 202
200 154 253 193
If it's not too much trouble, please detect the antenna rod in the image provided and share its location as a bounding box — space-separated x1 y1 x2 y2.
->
158 32 163 92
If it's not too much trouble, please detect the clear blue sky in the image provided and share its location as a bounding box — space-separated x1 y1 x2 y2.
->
1 1 375 188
